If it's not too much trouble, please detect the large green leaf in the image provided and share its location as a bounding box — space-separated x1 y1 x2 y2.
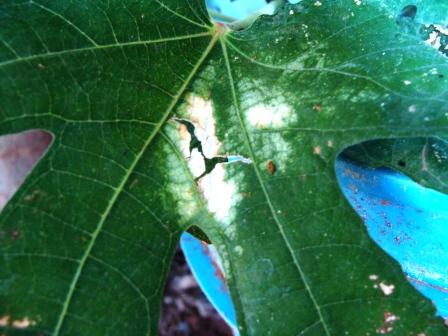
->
343 137 448 194
1 0 447 335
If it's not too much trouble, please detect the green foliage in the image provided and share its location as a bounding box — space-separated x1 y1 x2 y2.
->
344 137 448 194
0 0 447 335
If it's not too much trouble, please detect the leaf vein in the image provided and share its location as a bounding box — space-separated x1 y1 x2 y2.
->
30 0 98 47
52 31 219 336
0 32 211 69
221 37 332 336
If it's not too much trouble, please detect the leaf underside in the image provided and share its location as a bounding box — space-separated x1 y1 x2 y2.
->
0 0 448 335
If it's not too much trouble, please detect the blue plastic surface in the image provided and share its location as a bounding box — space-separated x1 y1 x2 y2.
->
337 158 448 318
182 159 448 330
180 233 239 334
205 0 271 21
205 0 302 23
180 0 448 331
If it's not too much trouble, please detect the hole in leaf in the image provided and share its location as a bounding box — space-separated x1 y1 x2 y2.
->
207 0 302 30
0 130 52 211
395 4 448 57
336 138 448 318
159 234 235 335
173 116 251 182
420 24 448 57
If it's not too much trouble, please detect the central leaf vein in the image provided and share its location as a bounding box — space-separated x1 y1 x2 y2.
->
220 37 331 336
52 32 220 336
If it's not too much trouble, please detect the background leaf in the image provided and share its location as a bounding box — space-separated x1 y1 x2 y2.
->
343 137 448 194
1 0 448 335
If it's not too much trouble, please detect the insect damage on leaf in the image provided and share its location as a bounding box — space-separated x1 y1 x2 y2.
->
174 118 204 158
173 95 252 181
3 0 448 333
396 4 448 57
421 24 448 56
171 94 251 224
174 116 251 181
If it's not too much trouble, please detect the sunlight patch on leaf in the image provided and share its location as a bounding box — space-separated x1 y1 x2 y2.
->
185 94 220 158
0 315 37 330
238 77 297 130
164 128 200 222
199 163 242 225
173 94 245 229
246 103 294 129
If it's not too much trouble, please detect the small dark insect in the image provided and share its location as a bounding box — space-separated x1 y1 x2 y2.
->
267 160 276 175
398 4 417 21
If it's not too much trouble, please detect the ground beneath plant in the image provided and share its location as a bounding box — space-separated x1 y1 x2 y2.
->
159 248 232 336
